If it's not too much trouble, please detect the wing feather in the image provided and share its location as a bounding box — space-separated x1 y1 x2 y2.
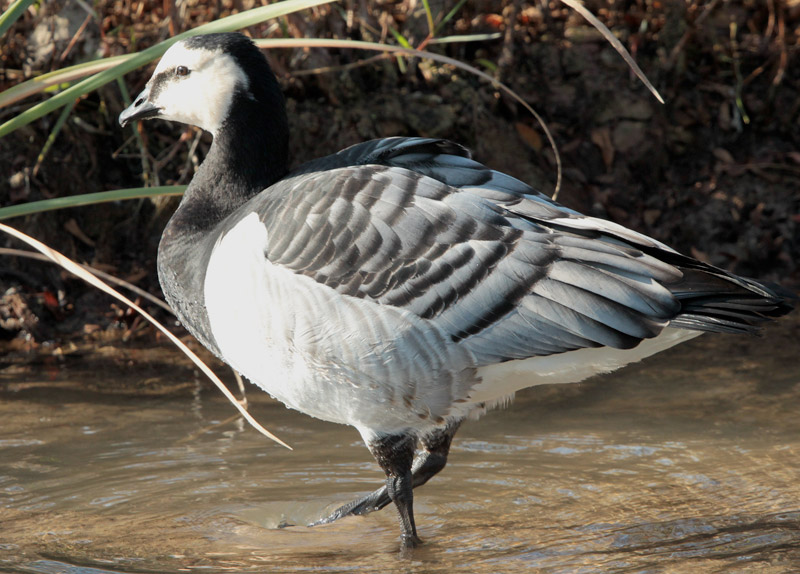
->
248 137 702 366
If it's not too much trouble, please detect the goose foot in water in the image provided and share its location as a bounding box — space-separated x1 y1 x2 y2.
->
312 422 461 544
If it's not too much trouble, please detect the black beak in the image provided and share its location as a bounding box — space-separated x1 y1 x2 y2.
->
119 86 160 127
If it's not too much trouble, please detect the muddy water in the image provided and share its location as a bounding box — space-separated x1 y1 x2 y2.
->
1 313 799 573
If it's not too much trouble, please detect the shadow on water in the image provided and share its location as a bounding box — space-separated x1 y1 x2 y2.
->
1 312 799 573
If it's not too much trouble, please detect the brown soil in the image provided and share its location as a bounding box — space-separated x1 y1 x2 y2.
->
1 0 798 354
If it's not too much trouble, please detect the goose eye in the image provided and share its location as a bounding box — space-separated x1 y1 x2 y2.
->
176 65 190 77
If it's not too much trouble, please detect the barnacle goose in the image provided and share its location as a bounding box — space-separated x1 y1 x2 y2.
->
119 32 794 547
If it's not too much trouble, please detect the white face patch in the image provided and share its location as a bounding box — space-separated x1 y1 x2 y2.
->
146 41 250 134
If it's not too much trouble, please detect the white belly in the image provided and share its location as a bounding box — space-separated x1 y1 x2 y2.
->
203 213 475 434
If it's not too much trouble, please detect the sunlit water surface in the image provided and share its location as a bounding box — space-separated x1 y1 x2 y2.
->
1 314 799 573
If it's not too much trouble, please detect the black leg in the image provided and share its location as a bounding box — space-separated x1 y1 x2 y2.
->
372 433 420 547
311 420 462 543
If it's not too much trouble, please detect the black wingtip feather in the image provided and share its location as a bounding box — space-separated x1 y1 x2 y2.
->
669 267 795 334
608 241 794 333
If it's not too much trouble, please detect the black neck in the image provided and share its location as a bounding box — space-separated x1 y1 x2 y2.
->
155 39 289 356
170 88 289 236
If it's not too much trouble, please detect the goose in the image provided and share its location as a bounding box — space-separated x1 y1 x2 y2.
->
118 32 794 548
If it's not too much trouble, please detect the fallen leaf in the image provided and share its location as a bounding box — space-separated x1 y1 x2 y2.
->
590 126 615 169
515 122 543 151
712 147 735 163
643 209 661 226
124 269 149 283
484 14 504 28
612 121 647 153
64 219 96 247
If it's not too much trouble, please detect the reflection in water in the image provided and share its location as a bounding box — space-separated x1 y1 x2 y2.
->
1 313 799 573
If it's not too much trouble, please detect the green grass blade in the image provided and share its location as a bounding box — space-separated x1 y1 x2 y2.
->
0 29 501 112
427 33 502 45
0 0 34 39
434 0 469 35
0 186 186 221
476 58 498 72
33 98 76 176
0 0 336 139
421 0 435 37
388 26 410 72
3 34 562 216
388 26 412 49
0 55 130 110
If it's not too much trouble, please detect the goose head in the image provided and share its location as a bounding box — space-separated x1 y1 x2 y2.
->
119 33 281 137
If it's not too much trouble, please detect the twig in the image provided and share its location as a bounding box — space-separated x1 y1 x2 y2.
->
718 161 800 177
666 0 721 70
117 77 157 186
177 129 203 184
729 22 750 126
153 129 194 172
0 247 173 313
59 12 93 63
290 53 386 76
772 0 787 87
765 0 776 41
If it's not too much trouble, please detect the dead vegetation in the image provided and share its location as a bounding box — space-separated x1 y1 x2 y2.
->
1 0 798 351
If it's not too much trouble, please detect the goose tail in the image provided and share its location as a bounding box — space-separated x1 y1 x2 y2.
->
668 265 795 334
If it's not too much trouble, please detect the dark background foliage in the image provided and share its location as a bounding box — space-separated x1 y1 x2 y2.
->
1 0 798 345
